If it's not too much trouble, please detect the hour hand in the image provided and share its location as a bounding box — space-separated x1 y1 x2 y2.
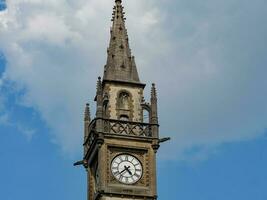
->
120 166 129 174
124 166 132 175
119 168 127 174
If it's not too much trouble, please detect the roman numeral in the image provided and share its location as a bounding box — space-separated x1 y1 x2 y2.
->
125 155 129 161
114 161 119 165
129 177 134 182
113 171 120 176
134 173 141 179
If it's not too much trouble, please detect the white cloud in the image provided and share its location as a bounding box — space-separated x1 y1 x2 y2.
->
0 0 267 160
0 0 160 154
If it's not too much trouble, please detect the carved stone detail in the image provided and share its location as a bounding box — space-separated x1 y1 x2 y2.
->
115 89 134 120
103 119 152 137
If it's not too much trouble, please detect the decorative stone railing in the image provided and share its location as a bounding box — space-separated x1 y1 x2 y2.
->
103 118 152 137
84 118 153 153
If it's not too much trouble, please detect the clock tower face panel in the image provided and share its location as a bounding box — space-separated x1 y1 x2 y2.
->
111 154 143 185
106 144 150 189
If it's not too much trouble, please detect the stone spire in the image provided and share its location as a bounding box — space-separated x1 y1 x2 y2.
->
103 0 140 83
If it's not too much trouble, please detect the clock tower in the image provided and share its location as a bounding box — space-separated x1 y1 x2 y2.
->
75 0 169 199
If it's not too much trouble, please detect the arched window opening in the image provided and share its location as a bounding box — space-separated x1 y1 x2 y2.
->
143 109 149 123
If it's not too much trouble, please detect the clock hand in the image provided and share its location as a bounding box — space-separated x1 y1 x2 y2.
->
119 165 129 174
119 168 127 174
125 166 132 175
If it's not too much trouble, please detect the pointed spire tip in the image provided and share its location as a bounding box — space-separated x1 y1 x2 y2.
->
103 0 141 83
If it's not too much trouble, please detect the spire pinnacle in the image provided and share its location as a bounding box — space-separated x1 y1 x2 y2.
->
103 0 140 84
150 83 158 124
84 103 91 122
151 83 157 100
96 76 102 95
95 77 103 118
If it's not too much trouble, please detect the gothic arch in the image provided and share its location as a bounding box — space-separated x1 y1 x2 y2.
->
116 90 134 120
141 103 151 123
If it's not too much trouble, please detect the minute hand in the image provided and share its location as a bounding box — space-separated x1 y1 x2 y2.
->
125 166 132 175
120 166 130 174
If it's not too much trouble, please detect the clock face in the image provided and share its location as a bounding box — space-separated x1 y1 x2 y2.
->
111 154 143 184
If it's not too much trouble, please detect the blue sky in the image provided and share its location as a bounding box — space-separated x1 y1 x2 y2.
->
1 0 267 199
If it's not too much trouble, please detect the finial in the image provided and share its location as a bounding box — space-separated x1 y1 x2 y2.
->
95 77 103 99
96 77 102 90
150 83 159 136
151 83 157 99
95 78 103 119
84 103 91 121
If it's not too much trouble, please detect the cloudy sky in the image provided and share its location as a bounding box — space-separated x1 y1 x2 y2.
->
0 0 267 199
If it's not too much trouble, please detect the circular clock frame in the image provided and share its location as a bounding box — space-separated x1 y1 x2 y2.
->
111 154 143 185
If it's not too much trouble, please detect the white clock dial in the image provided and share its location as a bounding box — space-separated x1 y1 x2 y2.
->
111 154 143 184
